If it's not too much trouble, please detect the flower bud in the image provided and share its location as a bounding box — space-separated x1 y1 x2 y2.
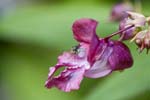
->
144 31 150 53
134 30 146 52
119 12 146 40
135 39 142 47
146 17 150 25
131 30 150 53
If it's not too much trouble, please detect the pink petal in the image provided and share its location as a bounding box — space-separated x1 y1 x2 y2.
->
108 41 133 70
119 18 136 40
84 44 113 78
72 18 99 43
45 67 85 92
45 44 91 92
58 44 90 69
126 11 146 27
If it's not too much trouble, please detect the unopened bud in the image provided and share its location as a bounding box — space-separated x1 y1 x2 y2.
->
146 17 150 25
144 38 150 48
131 30 146 42
144 31 150 53
135 39 142 47
131 30 147 53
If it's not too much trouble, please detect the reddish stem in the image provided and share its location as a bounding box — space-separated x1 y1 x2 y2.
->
105 25 134 40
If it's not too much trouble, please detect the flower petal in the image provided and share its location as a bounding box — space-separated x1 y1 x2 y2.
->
58 44 90 69
85 43 113 78
119 18 136 40
45 67 85 92
45 44 91 92
87 35 100 65
108 41 133 70
119 12 146 40
72 18 99 43
126 11 146 27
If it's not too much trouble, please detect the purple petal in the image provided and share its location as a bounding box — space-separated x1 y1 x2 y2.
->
57 44 90 69
88 40 110 65
87 34 100 65
45 44 91 92
85 40 113 78
45 67 85 92
72 18 99 43
108 41 133 70
119 18 135 40
85 39 133 78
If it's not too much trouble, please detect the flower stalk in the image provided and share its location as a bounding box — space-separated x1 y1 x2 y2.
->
105 25 135 40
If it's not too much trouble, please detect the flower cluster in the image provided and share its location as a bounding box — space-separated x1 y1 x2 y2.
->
119 11 150 53
45 18 134 92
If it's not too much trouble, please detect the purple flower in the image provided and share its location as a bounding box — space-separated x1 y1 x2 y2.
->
109 2 133 21
119 11 146 40
45 18 133 92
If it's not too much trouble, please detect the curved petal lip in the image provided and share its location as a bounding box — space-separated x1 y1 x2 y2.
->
45 67 85 92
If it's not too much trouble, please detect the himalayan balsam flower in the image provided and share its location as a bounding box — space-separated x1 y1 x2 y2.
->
119 11 146 40
45 18 133 92
109 2 133 21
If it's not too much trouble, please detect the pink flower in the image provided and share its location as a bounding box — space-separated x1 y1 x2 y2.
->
109 2 133 21
45 18 133 92
119 11 146 40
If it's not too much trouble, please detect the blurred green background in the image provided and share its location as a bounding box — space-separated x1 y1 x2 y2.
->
0 0 150 100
